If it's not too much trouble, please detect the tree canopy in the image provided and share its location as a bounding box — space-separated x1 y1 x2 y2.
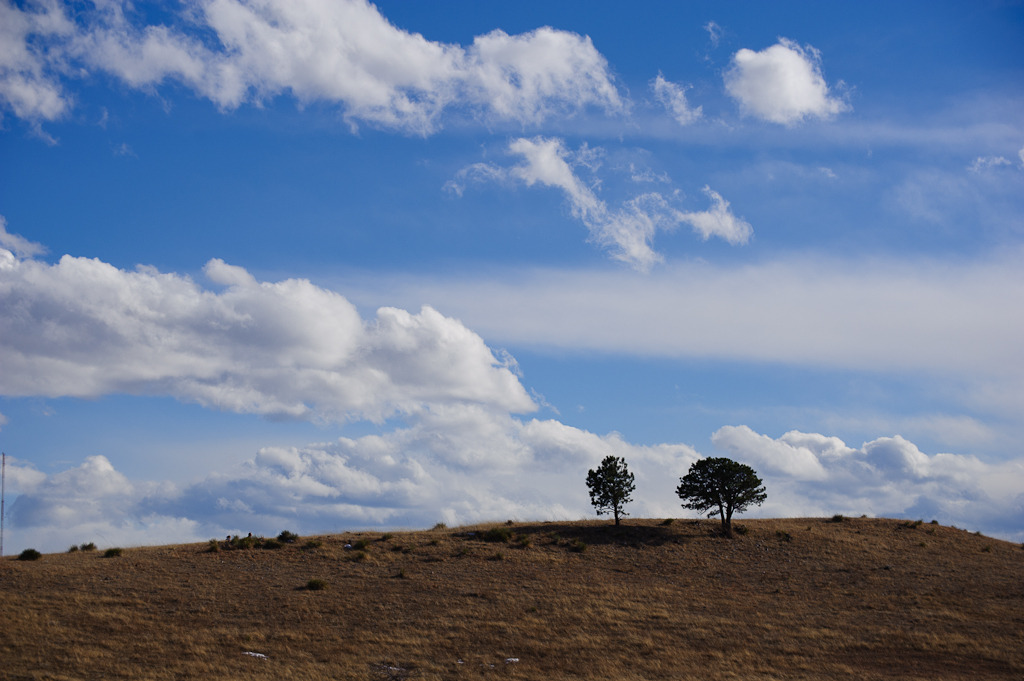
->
676 457 766 538
586 455 635 526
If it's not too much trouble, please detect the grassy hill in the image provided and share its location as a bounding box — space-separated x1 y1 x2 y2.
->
1 517 1021 680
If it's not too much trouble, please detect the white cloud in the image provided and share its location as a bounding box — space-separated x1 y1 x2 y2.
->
350 252 1024 387
0 0 623 134
450 137 751 270
677 186 752 244
0 0 74 122
704 21 723 50
968 156 1013 172
6 406 701 553
0 216 47 258
712 425 832 480
0 248 534 423
651 73 702 126
710 426 1024 540
9 418 1022 554
724 38 848 125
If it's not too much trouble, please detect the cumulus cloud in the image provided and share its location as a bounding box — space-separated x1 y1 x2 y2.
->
651 73 702 126
0 0 623 133
711 425 1024 540
724 38 848 125
0 247 534 422
449 137 751 270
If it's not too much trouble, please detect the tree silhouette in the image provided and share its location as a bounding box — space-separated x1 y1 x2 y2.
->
586 455 635 526
676 457 766 538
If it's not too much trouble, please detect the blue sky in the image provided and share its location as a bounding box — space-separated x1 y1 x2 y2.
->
1 0 1022 553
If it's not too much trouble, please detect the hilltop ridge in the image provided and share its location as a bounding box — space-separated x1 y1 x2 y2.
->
2 517 1022 680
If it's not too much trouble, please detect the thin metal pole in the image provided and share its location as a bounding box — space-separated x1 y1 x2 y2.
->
1 452 6 558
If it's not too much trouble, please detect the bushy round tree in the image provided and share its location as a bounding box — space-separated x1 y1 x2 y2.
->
586 455 635 526
676 457 766 538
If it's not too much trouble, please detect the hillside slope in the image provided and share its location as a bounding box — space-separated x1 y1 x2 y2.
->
2 517 1022 680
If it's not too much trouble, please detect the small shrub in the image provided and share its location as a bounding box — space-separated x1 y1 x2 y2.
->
379 533 394 542
982 545 992 553
306 579 327 591
482 527 512 543
67 545 80 553
352 539 370 551
80 542 96 552
455 546 471 557
394 568 407 579
660 518 675 526
104 548 123 558
431 522 447 531
277 530 300 543
930 519 939 525
829 514 845 523
350 551 368 563
206 539 220 553
733 524 749 536
569 539 587 553
489 551 505 561
261 539 283 550
18 548 42 561
776 530 792 542
514 535 532 548
428 539 440 546
302 539 323 551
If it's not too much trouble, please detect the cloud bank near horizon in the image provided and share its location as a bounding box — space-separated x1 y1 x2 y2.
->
5 420 1021 555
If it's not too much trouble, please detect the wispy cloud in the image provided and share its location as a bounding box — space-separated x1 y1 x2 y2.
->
338 251 1024 420
0 216 46 259
448 137 751 270
651 73 702 126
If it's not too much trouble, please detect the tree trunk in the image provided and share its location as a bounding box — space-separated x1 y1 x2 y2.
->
614 507 620 525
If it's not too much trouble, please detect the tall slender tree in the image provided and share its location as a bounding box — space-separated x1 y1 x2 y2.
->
586 455 635 526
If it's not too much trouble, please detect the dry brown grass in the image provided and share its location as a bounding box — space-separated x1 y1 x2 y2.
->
1 517 1022 680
